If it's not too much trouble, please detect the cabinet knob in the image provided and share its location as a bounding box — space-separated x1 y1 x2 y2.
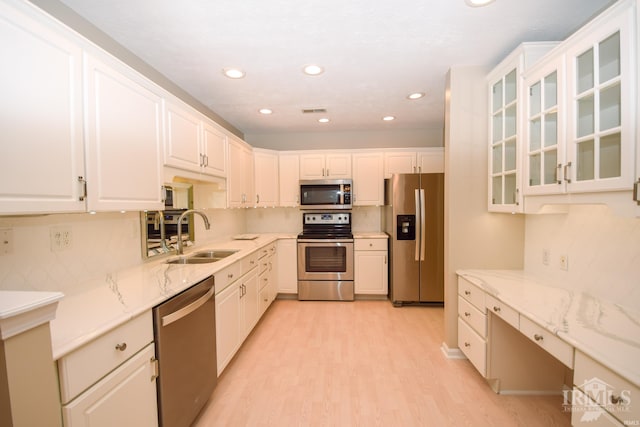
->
464 312 471 317
610 394 625 405
533 334 544 342
228 273 234 279
464 290 471 296
464 342 471 348
115 342 127 352
493 306 501 312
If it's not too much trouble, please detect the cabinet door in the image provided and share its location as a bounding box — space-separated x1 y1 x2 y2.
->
254 150 279 207
565 7 635 193
215 281 241 375
164 99 202 173
227 139 253 207
354 250 388 295
84 54 164 211
276 239 298 294
62 343 158 427
279 153 300 206
326 153 351 178
352 152 384 206
384 151 417 178
524 58 566 195
241 270 259 340
417 148 445 173
0 2 85 214
201 121 227 178
299 153 326 179
489 66 521 212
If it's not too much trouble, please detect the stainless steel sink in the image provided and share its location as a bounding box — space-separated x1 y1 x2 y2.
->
165 250 238 265
191 250 238 259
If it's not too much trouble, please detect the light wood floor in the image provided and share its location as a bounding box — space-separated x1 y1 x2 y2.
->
194 300 571 426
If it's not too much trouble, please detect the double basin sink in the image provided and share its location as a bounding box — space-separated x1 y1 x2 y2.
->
166 250 238 265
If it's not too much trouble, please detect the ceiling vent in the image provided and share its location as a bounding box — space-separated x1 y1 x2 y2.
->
302 108 327 114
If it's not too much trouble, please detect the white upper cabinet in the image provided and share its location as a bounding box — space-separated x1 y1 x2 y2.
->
384 148 444 178
487 43 558 213
278 153 300 207
83 53 164 212
164 98 227 179
227 138 254 207
253 149 279 207
352 152 384 206
299 152 351 179
522 0 638 214
564 2 635 194
0 1 85 214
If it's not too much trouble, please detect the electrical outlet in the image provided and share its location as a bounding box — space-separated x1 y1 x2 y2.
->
50 226 72 252
542 249 550 266
0 228 13 255
559 254 568 271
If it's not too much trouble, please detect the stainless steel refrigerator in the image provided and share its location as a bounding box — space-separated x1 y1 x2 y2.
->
383 173 444 305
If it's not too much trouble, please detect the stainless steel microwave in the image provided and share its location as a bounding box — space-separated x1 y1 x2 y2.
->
300 179 352 210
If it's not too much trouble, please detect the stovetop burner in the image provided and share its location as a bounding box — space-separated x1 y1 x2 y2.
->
298 212 352 240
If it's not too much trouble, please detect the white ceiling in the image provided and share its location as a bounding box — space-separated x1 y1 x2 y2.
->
57 0 614 135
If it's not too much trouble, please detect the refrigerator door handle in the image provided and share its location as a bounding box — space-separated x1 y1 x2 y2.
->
414 189 420 261
420 188 426 261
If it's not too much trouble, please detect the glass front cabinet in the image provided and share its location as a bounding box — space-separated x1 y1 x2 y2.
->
492 0 638 214
487 43 558 213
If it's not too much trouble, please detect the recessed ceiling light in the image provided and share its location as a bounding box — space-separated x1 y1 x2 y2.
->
407 92 425 100
303 64 325 76
318 118 330 123
465 0 495 7
382 116 396 121
223 67 245 79
259 108 273 115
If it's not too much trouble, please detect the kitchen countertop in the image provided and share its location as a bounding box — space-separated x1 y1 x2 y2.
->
457 269 640 388
0 290 64 339
50 233 292 360
353 232 388 238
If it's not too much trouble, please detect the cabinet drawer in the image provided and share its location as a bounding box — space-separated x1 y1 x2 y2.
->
58 311 153 404
242 251 259 273
571 388 623 427
214 261 242 294
257 243 276 259
458 317 486 377
574 350 639 424
354 238 387 251
458 276 485 311
485 294 519 329
519 316 574 368
458 296 487 337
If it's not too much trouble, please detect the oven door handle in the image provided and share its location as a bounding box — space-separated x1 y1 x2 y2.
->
297 238 354 243
161 286 214 327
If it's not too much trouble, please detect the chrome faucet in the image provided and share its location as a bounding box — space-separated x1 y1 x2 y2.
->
176 209 211 255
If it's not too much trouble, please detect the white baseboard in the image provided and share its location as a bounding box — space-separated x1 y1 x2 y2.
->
440 342 466 359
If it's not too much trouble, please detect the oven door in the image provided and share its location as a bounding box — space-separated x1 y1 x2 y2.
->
297 240 354 281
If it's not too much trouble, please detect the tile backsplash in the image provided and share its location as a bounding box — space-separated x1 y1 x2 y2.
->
524 205 640 310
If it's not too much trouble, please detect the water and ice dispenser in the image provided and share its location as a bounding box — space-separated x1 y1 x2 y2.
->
396 215 415 240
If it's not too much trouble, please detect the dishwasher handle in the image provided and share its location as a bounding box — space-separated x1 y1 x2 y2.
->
162 286 215 327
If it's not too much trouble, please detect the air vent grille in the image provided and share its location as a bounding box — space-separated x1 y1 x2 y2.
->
302 108 327 114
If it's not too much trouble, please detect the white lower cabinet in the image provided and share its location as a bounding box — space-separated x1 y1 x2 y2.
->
457 277 487 377
276 238 298 295
354 238 388 295
62 343 158 427
58 311 157 427
215 270 242 376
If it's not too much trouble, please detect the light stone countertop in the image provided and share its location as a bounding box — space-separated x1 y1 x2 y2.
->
457 269 640 388
49 234 293 360
353 232 388 238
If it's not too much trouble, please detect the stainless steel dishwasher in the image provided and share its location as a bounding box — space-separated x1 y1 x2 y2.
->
153 275 217 427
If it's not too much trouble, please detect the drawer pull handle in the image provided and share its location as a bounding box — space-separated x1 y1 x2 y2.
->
464 290 471 296
464 312 471 317
228 273 234 279
493 306 501 312
534 334 544 342
610 394 625 405
464 342 471 348
115 342 127 352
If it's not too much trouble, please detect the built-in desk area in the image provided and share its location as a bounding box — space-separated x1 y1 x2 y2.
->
456 270 639 426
